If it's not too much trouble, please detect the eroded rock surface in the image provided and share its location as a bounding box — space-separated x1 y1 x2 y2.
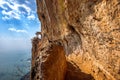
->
31 0 120 80
31 37 67 80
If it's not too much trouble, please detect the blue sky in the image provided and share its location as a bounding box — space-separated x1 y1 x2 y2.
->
0 0 41 53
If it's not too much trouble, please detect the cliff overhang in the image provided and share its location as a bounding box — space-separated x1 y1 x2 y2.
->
31 0 120 80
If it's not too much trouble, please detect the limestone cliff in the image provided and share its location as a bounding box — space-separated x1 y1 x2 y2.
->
31 0 120 80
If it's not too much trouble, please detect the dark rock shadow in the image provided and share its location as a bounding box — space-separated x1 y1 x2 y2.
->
65 62 95 80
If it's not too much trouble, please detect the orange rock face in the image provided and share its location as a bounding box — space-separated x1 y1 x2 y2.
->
31 38 67 80
31 0 120 80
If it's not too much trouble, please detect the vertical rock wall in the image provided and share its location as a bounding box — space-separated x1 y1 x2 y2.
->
31 0 120 80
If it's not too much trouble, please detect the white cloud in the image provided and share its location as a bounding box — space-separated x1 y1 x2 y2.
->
27 14 35 20
0 0 34 20
2 10 20 20
8 27 28 33
25 0 30 4
21 4 31 14
0 4 8 10
2 16 10 20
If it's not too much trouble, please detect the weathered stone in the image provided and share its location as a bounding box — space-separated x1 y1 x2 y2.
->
65 61 94 80
31 0 120 80
31 39 67 80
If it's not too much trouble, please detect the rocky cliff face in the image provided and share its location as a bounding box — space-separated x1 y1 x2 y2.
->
31 0 120 80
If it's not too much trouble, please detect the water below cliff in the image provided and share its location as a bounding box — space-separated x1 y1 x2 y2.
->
0 51 31 80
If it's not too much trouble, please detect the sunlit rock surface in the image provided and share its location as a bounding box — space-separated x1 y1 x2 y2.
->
31 0 120 80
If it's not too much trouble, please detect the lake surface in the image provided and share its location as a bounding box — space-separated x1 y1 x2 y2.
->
0 51 31 80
